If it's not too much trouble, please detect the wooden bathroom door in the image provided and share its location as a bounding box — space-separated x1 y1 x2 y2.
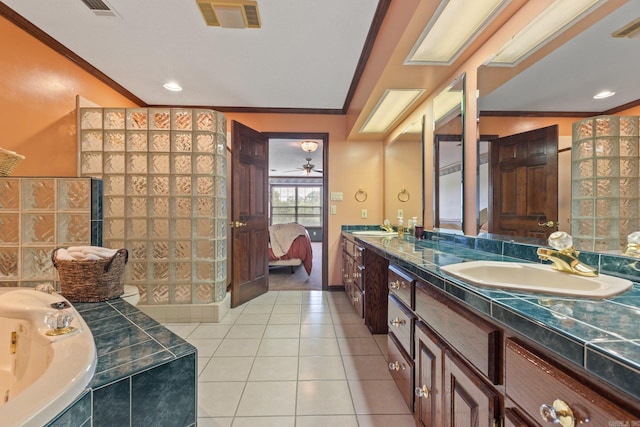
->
489 125 558 239
230 121 269 308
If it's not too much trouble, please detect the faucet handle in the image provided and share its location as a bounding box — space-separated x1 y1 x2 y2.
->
548 231 573 251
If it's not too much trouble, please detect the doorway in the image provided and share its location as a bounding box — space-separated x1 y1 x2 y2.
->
266 133 327 292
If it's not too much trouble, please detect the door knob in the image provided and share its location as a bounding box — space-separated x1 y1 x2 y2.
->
229 221 247 228
537 220 556 228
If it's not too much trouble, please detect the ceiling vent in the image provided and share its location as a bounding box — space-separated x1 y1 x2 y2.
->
612 17 640 39
80 0 118 17
196 0 261 29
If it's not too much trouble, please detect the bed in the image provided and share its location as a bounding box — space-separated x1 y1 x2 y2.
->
268 223 313 275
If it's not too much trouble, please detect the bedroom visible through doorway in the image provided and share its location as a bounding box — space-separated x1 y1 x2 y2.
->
267 135 327 291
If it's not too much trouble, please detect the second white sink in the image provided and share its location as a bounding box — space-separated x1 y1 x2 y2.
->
440 261 633 298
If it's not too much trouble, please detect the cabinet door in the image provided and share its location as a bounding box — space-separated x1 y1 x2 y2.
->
415 322 445 427
444 350 500 427
363 249 389 334
341 250 352 289
503 407 535 427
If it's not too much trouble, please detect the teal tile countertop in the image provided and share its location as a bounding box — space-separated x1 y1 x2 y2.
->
342 227 640 403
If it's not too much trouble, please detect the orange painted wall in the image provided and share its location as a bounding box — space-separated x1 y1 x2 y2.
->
0 13 384 289
223 113 384 287
0 16 140 177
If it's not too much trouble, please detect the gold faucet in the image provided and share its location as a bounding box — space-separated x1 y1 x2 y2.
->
380 219 395 233
537 231 598 277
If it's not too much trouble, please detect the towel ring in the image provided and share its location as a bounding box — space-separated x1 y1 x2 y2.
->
355 189 367 202
398 188 410 202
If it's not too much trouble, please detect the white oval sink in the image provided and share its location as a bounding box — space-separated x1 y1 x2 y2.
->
440 261 633 298
351 230 397 236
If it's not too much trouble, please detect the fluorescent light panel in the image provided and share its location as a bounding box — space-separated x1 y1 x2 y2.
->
434 90 462 123
360 89 425 134
407 0 508 64
489 0 605 66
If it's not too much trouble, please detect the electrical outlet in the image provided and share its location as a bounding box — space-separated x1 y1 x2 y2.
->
331 205 337 215
361 209 367 219
397 209 403 218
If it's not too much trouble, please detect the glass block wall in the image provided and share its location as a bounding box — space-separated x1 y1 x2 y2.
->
0 178 101 287
571 116 639 252
78 108 227 304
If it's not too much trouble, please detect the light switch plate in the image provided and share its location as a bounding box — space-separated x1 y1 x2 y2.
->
330 192 344 201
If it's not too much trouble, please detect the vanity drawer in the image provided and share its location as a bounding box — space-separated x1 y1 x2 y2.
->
415 279 501 384
387 333 414 411
388 265 413 309
343 238 364 264
505 339 638 426
352 285 364 319
388 294 414 357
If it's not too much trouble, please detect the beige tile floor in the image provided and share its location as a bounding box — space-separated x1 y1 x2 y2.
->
164 290 416 427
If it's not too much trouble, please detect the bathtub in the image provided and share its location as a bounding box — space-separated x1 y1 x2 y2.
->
0 288 96 427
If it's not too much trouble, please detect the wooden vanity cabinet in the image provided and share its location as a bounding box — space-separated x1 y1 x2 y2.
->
341 234 389 333
378 259 640 427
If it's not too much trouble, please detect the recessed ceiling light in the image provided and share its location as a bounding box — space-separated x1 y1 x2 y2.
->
163 82 182 92
593 90 615 99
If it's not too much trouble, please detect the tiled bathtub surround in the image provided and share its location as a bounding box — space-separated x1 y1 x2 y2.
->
78 108 227 305
342 226 640 402
0 177 101 288
46 299 197 427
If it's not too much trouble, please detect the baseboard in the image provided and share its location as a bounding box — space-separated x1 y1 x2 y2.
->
137 292 231 323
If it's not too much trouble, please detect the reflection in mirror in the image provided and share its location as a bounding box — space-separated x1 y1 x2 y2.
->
476 138 490 232
476 1 640 256
384 117 423 228
433 74 465 233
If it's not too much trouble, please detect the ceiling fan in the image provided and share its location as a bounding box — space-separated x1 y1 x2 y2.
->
285 157 323 175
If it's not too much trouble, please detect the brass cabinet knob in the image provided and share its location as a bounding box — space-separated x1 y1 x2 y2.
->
414 385 431 399
388 361 405 371
389 280 407 290
389 318 406 327
539 399 575 427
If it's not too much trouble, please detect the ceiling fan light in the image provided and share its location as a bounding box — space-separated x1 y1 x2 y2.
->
300 140 318 153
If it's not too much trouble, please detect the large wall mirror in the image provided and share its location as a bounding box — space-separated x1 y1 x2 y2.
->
476 1 640 255
384 117 424 225
434 74 465 232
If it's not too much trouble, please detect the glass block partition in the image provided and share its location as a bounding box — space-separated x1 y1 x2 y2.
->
571 116 639 252
78 108 227 305
0 178 101 288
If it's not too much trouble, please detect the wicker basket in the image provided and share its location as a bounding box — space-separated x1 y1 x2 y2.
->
52 248 128 303
0 147 25 176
